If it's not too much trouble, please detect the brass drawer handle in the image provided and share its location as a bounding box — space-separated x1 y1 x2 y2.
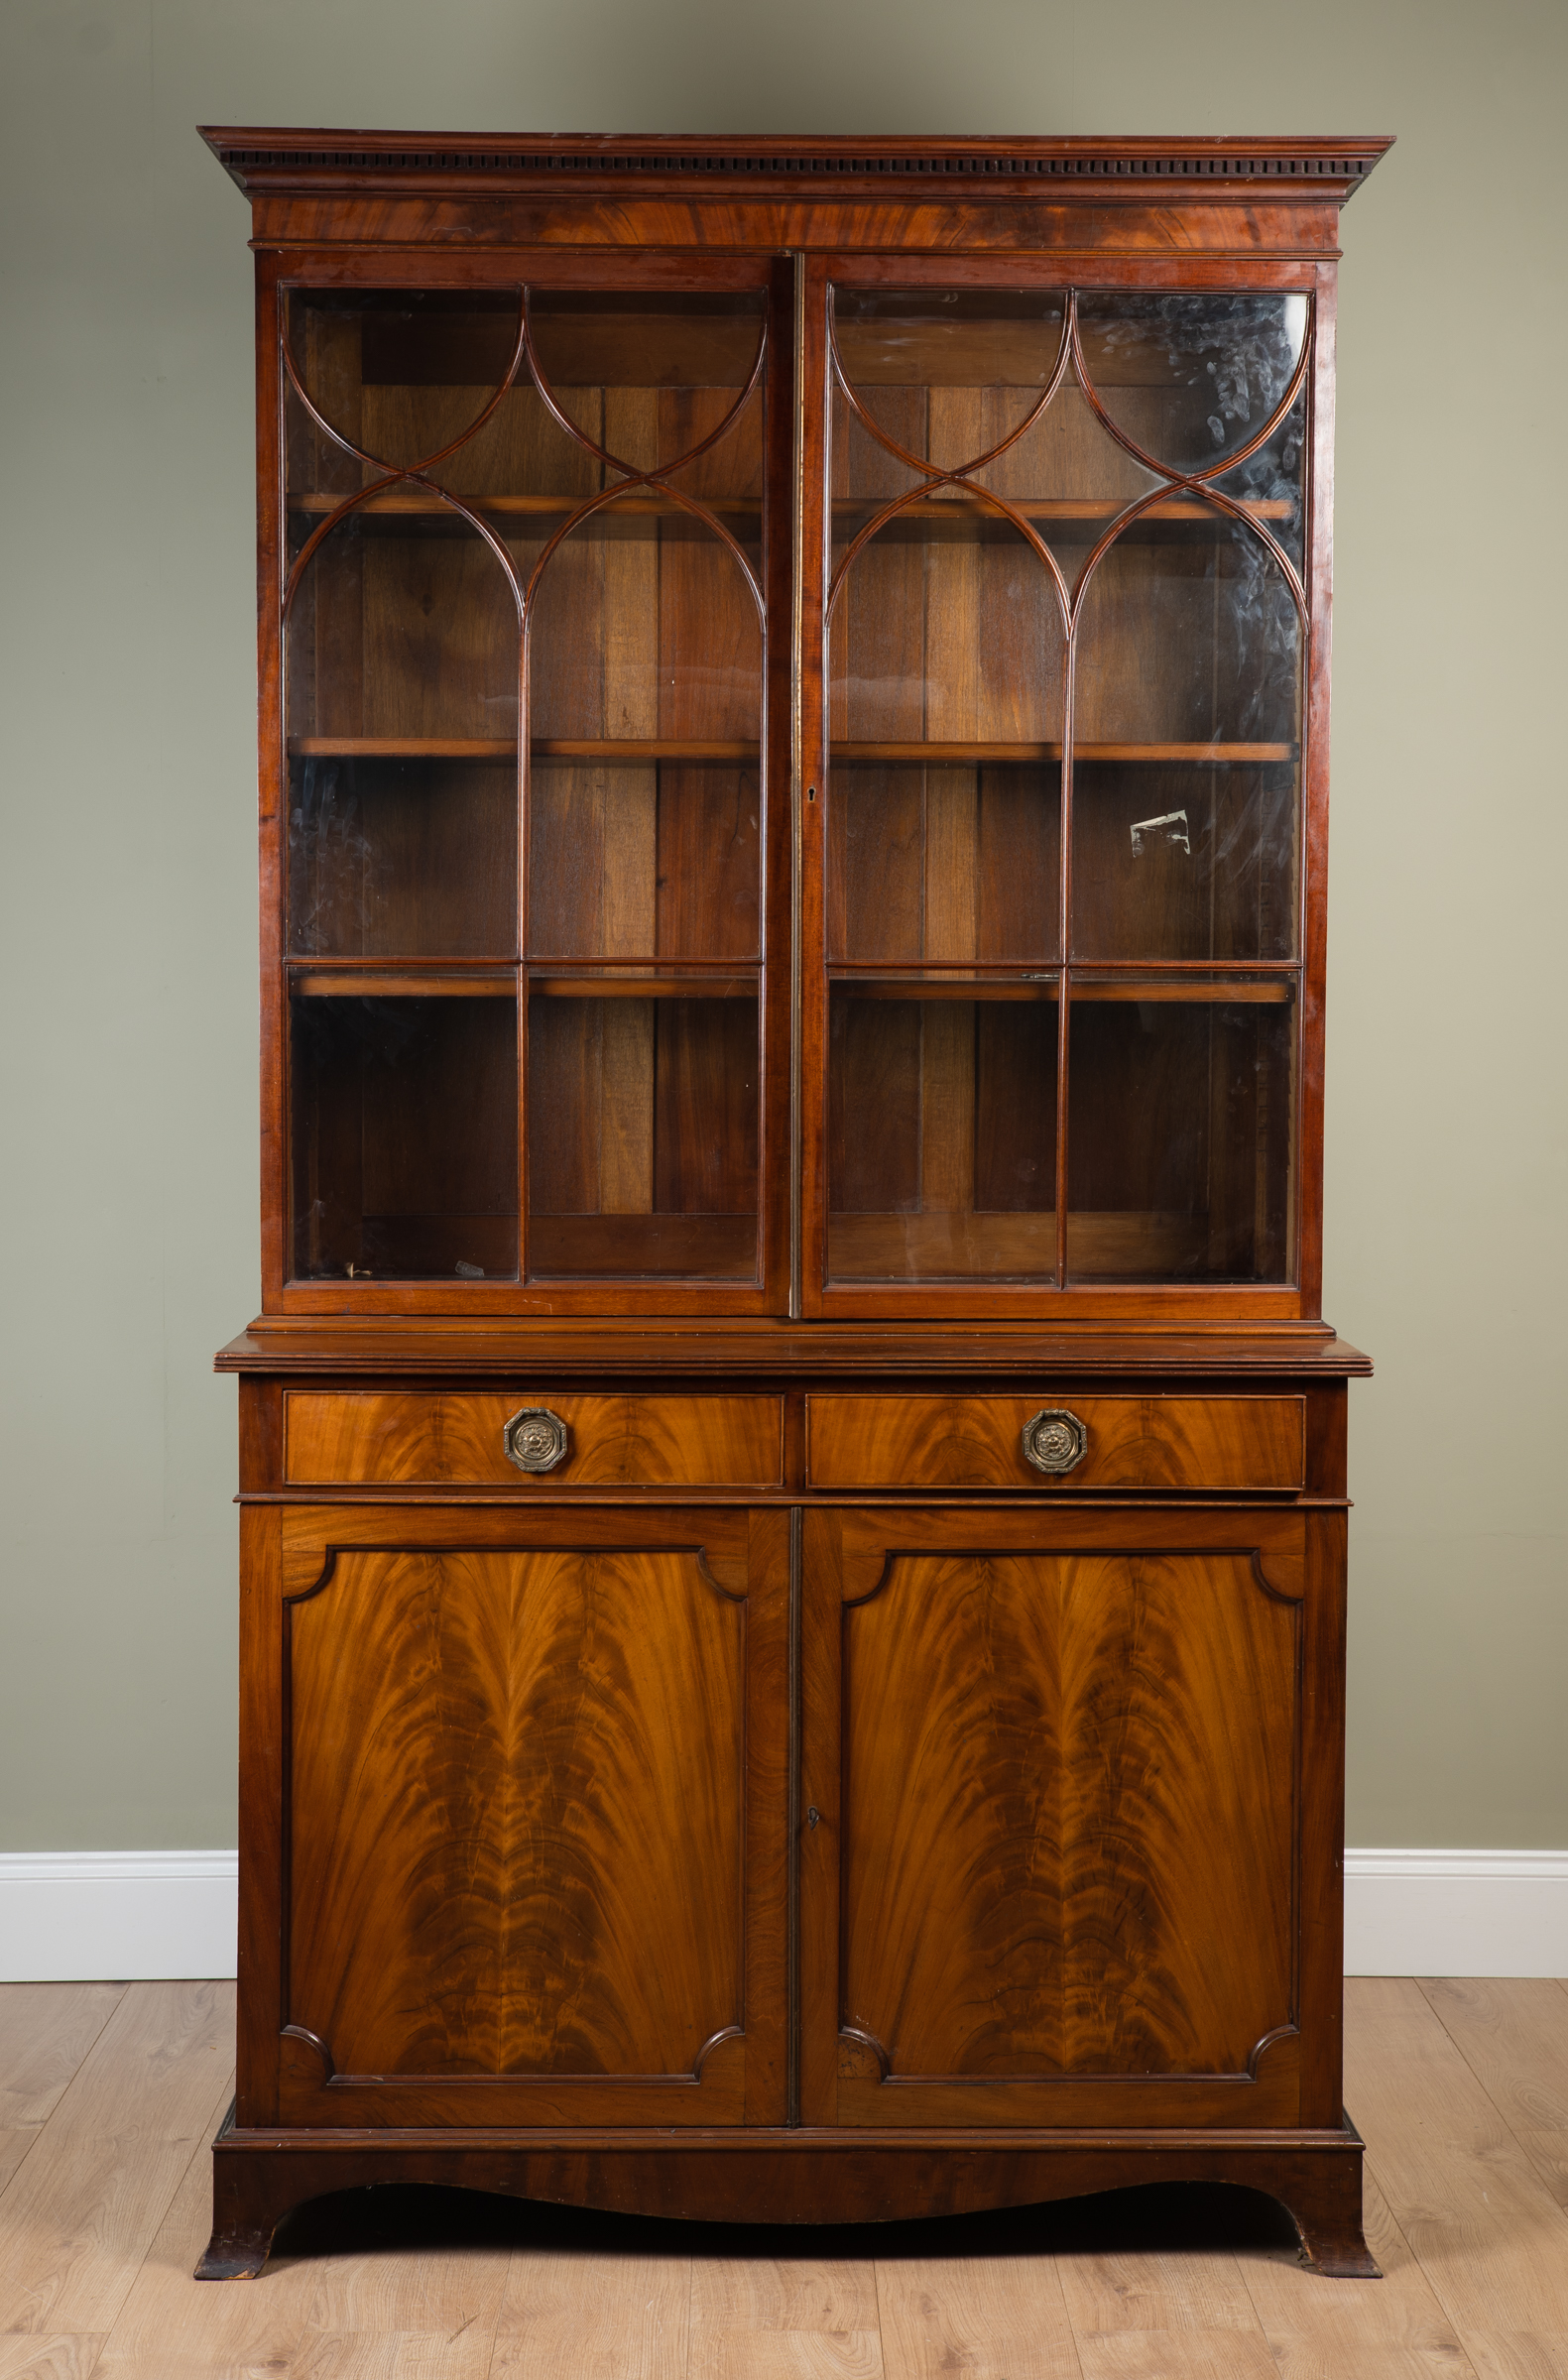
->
503 1407 570 1474
1022 1407 1088 1476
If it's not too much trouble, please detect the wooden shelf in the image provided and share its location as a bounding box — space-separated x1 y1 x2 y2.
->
533 741 759 763
289 965 761 1000
825 1210 1212 1278
289 735 1291 768
529 971 758 1001
290 739 516 762
289 490 764 521
835 975 1059 1003
290 966 515 998
829 741 1296 765
289 490 1290 526
529 1213 758 1279
832 974 1291 1004
288 739 759 763
835 495 1294 524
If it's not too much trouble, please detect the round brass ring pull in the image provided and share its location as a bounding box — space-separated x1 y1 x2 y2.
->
1021 1407 1088 1476
503 1407 570 1474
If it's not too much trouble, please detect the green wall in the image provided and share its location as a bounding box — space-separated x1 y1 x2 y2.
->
1 0 1563 1848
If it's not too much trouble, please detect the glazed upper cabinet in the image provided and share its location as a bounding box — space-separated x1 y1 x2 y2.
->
268 253 1324 1322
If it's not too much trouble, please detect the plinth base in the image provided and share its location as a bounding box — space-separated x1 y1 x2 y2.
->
196 2107 1379 2281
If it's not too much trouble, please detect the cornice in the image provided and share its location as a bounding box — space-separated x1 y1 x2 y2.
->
200 129 1393 206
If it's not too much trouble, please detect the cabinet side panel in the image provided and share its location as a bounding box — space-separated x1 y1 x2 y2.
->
237 1502 284 2125
1299 1505 1348 2122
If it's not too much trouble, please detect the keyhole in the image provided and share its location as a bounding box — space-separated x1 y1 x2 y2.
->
806 1807 820 1829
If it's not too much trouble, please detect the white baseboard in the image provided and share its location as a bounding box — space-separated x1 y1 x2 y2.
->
0 1852 238 1981
1344 1849 1568 1977
1 1848 1563 1983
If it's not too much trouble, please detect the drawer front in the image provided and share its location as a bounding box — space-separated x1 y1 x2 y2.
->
805 1394 1304 1491
285 1391 784 1488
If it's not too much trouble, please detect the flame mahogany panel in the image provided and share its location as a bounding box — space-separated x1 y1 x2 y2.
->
267 1503 787 2127
806 1392 1304 1489
284 1388 785 1486
802 1504 1312 2128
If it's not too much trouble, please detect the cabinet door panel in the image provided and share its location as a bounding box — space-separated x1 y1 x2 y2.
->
802 1505 1310 2128
247 1504 785 2126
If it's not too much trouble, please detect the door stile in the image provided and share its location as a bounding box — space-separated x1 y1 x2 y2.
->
763 257 800 1316
1298 266 1338 1317
236 1503 285 2123
256 260 289 1311
796 256 832 1316
798 1505 843 2120
1298 1504 1348 2121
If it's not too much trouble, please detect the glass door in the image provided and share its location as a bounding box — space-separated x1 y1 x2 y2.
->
277 269 790 1311
813 277 1310 1307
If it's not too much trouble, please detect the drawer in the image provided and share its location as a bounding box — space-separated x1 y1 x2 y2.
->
284 1391 784 1488
805 1394 1304 1491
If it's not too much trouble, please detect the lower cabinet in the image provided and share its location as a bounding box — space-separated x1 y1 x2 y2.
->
237 1491 1345 2143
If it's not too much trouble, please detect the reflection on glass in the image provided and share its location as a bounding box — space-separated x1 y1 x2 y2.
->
528 991 759 1279
290 756 518 959
1065 982 1294 1281
1215 387 1307 575
1071 501 1300 963
291 994 519 1280
1076 292 1308 478
828 988 1058 1279
1071 760 1296 963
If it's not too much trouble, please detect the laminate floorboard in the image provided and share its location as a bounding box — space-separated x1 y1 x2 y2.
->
1344 1977 1568 2379
0 1983 232 2339
1418 1978 1568 2216
0 1979 1564 2377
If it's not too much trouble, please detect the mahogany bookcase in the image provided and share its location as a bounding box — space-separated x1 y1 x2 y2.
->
202 128 1389 2280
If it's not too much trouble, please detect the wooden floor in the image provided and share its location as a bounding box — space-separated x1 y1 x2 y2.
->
0 1979 1565 2377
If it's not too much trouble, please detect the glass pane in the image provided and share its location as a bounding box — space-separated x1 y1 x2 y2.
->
969 383 1162 592
285 289 524 481
527 502 762 746
527 989 758 1279
828 987 1058 1280
528 293 767 497
1077 292 1308 479
832 290 1065 477
290 755 517 959
1071 503 1301 962
1065 980 1295 1281
524 499 763 972
530 760 758 962
286 508 520 746
291 992 519 1281
1214 386 1307 576
828 764 1058 967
